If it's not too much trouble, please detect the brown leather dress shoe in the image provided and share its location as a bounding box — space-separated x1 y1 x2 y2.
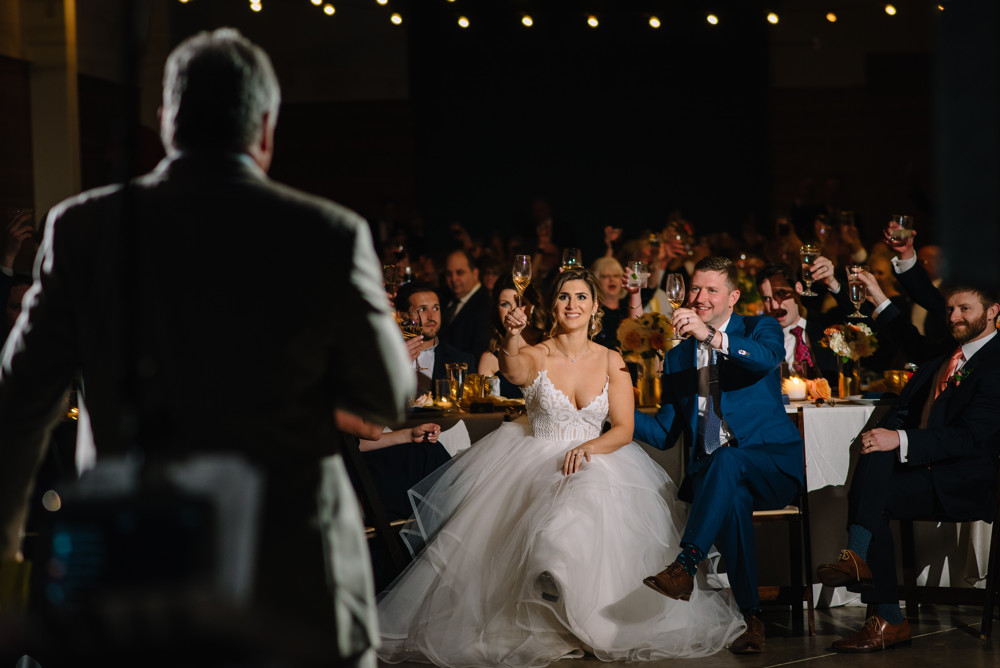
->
642 562 693 601
816 549 873 592
729 615 765 654
832 615 911 652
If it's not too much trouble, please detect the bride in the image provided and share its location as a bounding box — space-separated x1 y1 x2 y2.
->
377 268 744 666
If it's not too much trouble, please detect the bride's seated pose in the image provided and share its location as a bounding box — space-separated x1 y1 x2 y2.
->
376 268 744 667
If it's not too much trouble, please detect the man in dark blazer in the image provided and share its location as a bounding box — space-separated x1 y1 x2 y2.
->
634 257 803 655
0 29 412 666
395 281 475 394
440 249 492 362
817 276 1000 652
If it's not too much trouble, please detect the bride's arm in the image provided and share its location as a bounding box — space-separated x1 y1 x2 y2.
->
497 305 540 387
562 349 634 475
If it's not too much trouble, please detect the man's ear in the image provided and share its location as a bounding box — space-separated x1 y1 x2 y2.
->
794 281 804 295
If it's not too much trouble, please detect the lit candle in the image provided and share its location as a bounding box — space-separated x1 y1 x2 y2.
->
784 376 807 401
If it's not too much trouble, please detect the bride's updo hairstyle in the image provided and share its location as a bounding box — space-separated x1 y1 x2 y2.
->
547 268 604 340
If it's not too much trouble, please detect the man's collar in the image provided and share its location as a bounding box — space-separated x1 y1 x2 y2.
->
962 329 997 361
783 317 807 333
455 282 482 305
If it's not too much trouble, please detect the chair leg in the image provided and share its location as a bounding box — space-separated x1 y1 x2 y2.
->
981 519 999 640
800 497 816 636
900 519 919 619
788 518 804 635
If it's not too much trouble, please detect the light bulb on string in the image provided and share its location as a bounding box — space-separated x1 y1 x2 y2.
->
707 14 719 26
311 0 321 5
885 5 897 16
522 15 533 28
826 12 837 23
323 4 335 15
587 15 598 28
649 16 661 29
250 2 262 12
458 16 469 28
376 0 387 5
767 13 779 25
390 12 402 25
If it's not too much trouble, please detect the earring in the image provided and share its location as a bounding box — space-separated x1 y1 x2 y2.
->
589 312 597 338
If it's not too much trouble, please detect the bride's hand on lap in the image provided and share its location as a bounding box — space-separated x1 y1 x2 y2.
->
562 444 593 476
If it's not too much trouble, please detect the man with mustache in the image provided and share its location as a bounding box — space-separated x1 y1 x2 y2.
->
816 271 1000 652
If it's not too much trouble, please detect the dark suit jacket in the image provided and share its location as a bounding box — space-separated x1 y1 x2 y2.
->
430 340 476 380
634 313 803 487
440 284 492 361
895 261 949 343
874 305 1000 522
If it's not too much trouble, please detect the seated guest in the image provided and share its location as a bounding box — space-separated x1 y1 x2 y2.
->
357 423 447 521
478 275 544 398
440 249 492 361
816 277 1000 652
756 262 839 384
591 256 628 351
396 282 476 395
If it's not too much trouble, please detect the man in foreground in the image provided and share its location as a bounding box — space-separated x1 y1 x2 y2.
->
633 257 803 655
0 29 412 666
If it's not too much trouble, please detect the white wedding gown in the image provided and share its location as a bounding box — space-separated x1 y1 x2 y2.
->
376 370 744 666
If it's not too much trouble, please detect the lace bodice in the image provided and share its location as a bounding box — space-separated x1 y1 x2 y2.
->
522 369 609 441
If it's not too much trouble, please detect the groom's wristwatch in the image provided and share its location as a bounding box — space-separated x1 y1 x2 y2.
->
701 325 717 347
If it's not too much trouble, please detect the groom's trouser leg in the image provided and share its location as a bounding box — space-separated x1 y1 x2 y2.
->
681 447 800 611
848 451 936 605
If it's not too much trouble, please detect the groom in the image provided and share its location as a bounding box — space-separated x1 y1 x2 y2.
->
632 256 803 655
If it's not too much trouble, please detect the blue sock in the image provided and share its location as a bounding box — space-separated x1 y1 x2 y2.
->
675 543 705 577
847 524 873 561
741 606 762 619
875 602 905 625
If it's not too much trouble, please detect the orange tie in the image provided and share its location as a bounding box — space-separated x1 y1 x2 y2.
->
935 347 965 400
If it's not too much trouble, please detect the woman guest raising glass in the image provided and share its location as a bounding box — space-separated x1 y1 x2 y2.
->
591 256 629 350
478 275 545 398
377 269 744 666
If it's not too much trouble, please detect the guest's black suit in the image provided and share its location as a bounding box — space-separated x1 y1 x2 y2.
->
431 340 476 381
847 303 1000 605
440 285 492 361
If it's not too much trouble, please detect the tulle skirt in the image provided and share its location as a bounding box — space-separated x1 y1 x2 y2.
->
376 420 744 667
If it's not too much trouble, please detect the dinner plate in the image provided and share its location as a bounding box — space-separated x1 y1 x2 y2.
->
844 395 879 406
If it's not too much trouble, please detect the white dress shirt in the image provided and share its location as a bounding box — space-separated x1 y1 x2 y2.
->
697 316 734 446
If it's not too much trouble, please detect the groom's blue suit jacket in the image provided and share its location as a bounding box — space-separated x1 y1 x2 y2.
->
634 313 803 487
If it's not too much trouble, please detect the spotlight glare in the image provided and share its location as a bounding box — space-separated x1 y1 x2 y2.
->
587 15 598 28
767 12 779 25
390 12 402 25
522 15 533 28
649 16 661 29
826 12 837 23
323 4 335 15
885 4 897 16
458 16 469 28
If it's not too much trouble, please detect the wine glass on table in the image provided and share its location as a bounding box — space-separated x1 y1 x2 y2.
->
846 264 868 319
799 244 820 297
664 273 686 340
512 254 532 308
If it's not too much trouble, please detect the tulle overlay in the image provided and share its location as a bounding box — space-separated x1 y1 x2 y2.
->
377 371 744 666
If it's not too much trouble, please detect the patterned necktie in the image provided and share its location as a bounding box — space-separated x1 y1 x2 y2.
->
444 300 458 325
790 325 814 370
935 347 965 400
699 350 722 459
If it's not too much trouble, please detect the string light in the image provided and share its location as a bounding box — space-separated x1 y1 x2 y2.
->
376 0 387 5
826 12 837 23
458 16 469 28
250 2 262 12
767 12 779 25
323 4 335 15
311 0 321 5
522 15 533 28
707 14 719 26
649 16 661 29
884 4 897 16
587 15 598 28
178 0 190 4
390 12 402 25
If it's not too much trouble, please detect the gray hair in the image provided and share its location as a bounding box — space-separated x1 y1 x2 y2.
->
160 28 281 153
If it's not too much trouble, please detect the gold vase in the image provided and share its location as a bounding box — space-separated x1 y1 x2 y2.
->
837 357 861 398
637 357 661 407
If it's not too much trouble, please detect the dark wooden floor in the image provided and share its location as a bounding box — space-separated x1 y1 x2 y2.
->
379 604 998 667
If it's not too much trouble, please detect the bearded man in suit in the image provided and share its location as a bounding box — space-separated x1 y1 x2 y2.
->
0 28 412 666
817 276 1000 652
633 256 803 655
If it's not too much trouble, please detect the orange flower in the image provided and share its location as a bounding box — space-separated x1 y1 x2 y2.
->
622 331 644 351
648 331 666 351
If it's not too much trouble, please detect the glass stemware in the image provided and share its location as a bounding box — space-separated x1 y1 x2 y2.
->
799 244 820 297
664 273 686 340
846 264 868 319
887 214 914 244
399 311 425 371
626 261 649 290
561 248 582 270
382 264 398 297
512 254 532 308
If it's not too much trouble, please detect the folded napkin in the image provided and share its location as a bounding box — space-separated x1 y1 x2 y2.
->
438 420 471 458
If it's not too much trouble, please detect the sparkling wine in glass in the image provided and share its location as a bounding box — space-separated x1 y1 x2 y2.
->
399 312 425 370
512 254 532 307
561 247 582 270
846 264 868 319
664 273 686 340
799 244 820 297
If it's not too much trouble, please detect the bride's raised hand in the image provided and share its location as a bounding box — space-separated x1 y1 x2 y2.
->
503 305 528 338
562 444 593 476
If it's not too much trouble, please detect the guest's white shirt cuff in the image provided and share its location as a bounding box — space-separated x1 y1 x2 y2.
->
898 431 909 462
719 332 730 355
891 254 918 274
873 299 892 317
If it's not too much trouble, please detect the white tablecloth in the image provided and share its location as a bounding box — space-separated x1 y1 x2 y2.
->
787 401 876 492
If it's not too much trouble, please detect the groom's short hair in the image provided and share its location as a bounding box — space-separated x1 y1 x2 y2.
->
694 256 739 291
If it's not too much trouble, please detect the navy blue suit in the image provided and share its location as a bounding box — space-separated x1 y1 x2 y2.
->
635 313 803 611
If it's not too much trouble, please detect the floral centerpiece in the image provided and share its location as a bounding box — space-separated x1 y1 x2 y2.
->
617 312 672 362
617 313 672 407
821 323 878 397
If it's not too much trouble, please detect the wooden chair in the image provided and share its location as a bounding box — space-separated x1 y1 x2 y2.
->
898 459 1000 639
755 406 816 636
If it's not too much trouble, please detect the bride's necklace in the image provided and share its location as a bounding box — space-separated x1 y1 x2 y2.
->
554 341 590 364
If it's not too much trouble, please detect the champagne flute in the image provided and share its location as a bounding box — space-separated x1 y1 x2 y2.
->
799 244 820 297
846 264 868 319
512 254 532 308
664 273 686 340
887 214 914 244
561 247 582 270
